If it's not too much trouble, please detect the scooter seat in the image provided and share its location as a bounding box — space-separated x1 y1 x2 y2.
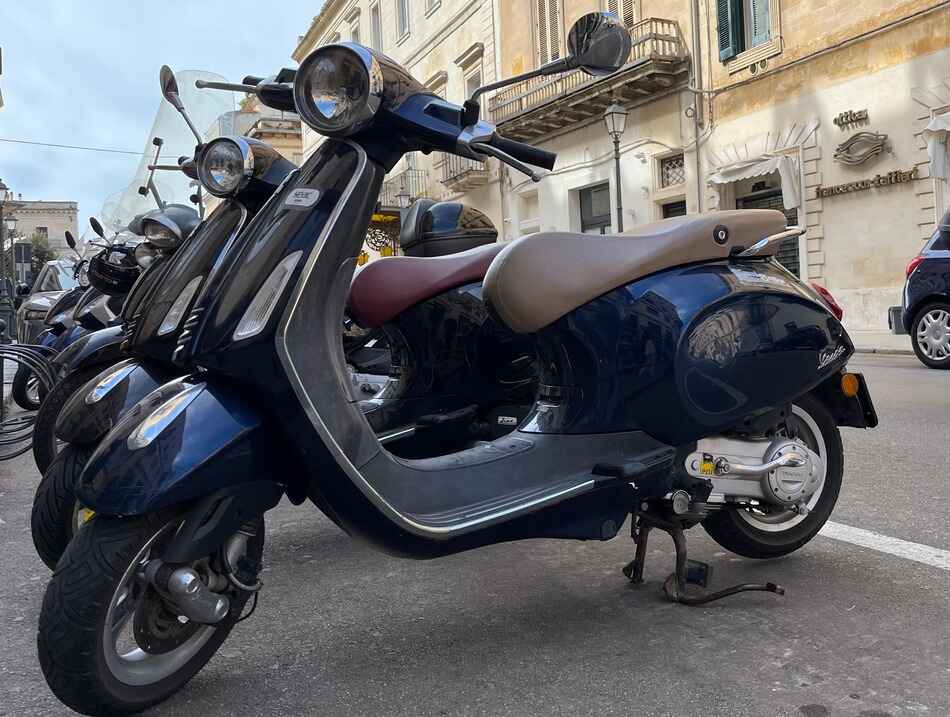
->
483 209 788 334
348 242 507 328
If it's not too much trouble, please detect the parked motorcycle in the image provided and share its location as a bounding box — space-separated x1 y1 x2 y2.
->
39 16 877 714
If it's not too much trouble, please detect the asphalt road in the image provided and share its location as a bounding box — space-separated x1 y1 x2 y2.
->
1 353 948 717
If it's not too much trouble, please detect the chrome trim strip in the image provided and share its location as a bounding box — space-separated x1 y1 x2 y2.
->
85 359 140 405
126 382 205 451
739 225 806 257
275 141 594 540
377 425 416 444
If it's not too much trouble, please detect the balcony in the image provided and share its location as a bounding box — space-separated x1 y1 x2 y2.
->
487 18 690 142
379 168 429 209
439 153 490 191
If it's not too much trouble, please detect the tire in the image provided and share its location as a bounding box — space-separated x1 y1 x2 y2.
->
31 444 95 570
38 510 264 715
12 364 42 411
911 301 950 369
32 364 110 474
702 394 843 559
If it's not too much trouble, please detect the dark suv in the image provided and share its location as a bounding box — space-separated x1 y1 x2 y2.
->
891 207 950 368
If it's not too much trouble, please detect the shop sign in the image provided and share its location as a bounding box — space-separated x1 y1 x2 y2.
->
833 131 888 166
816 167 919 198
833 109 869 129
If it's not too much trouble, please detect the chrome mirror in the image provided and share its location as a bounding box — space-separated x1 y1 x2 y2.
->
566 12 631 77
89 217 106 239
160 65 184 110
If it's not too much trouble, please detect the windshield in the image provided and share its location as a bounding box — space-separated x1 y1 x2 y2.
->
35 263 77 292
98 70 238 235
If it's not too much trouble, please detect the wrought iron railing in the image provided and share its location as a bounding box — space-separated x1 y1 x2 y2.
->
439 153 488 185
488 17 687 124
379 168 429 208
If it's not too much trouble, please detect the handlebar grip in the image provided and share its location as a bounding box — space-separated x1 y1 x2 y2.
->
489 135 556 171
243 75 265 86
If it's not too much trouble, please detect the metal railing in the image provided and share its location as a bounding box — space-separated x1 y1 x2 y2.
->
488 18 687 124
379 169 429 208
439 153 488 186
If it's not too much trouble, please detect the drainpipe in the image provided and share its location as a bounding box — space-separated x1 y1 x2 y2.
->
690 0 705 213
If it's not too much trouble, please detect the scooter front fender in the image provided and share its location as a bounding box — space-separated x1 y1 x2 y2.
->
52 325 124 373
50 324 87 353
54 358 181 444
77 376 283 516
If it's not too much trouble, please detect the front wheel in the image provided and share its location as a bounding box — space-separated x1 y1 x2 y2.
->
31 443 94 570
38 510 264 715
911 301 950 369
702 394 843 559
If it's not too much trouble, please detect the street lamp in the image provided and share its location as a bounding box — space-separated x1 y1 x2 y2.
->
603 103 629 232
0 179 15 335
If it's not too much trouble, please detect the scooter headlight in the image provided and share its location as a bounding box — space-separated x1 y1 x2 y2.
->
197 137 252 197
142 219 179 248
134 241 161 269
293 44 382 137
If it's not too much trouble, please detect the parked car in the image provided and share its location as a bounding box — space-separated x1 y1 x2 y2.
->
14 259 77 344
890 207 950 368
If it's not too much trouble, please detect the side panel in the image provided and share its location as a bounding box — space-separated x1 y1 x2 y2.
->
522 259 851 445
77 378 281 516
55 359 181 444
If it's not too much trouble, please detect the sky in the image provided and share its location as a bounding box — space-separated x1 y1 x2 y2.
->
0 1 321 235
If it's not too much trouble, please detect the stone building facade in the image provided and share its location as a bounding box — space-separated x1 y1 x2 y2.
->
10 199 78 255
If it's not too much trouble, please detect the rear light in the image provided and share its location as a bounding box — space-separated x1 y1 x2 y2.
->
810 282 844 321
905 255 924 278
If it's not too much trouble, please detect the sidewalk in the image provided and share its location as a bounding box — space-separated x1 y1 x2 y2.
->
848 330 913 355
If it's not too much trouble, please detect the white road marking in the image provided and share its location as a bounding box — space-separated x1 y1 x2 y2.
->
820 521 950 571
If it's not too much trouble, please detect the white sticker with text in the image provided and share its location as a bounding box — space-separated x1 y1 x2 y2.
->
284 188 321 209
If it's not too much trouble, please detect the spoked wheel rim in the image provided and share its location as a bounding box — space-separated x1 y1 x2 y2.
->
916 309 950 361
735 404 827 533
102 522 215 687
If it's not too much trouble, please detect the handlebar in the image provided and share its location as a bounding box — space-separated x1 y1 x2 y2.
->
243 75 265 86
488 135 556 172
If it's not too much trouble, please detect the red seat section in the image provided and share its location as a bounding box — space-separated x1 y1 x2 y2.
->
348 243 506 328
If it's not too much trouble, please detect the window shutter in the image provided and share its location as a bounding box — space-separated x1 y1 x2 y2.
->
717 0 741 61
750 0 770 47
604 0 635 27
536 0 562 64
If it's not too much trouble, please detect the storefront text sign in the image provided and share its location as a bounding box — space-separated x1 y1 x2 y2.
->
833 109 869 129
816 167 918 198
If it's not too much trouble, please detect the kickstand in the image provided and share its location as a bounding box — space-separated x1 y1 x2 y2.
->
624 513 785 606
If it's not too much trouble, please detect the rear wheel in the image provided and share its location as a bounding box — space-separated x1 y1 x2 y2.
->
911 301 950 369
38 510 264 715
31 443 94 569
702 395 842 559
32 364 108 474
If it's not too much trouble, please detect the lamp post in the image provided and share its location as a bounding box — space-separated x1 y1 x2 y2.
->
0 179 17 327
603 104 629 233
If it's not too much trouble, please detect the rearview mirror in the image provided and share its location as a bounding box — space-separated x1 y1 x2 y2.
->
566 12 632 77
160 65 185 111
89 217 106 238
64 230 76 250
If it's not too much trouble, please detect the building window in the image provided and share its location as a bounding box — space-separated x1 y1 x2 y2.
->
535 0 563 66
661 200 687 218
350 18 360 44
737 189 799 275
35 226 49 240
717 0 771 61
425 0 440 15
659 154 685 188
465 69 482 100
397 0 411 39
580 183 612 235
370 3 383 49
603 0 637 28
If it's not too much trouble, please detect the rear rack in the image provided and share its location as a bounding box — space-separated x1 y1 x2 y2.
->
738 225 806 257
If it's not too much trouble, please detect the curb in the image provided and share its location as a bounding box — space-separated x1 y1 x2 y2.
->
853 347 913 356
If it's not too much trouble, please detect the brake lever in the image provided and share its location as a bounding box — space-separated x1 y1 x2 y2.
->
470 142 542 183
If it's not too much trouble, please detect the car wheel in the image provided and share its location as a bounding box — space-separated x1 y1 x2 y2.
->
911 301 950 369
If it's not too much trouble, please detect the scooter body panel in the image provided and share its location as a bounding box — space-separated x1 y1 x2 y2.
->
49 323 88 353
52 325 124 373
521 260 853 444
55 359 182 444
77 376 277 516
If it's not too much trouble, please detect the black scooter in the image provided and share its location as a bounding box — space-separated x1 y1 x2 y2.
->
40 16 877 713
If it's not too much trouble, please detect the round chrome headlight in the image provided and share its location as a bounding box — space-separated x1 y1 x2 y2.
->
134 241 160 269
77 264 90 288
197 137 252 197
142 219 178 248
293 44 381 136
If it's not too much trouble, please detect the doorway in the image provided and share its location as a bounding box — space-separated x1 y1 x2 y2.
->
580 183 612 235
737 190 800 276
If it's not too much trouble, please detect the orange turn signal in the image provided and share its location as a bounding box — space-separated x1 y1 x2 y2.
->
841 373 859 398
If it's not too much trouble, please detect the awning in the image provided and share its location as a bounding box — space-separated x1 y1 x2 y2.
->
924 113 950 180
708 154 800 210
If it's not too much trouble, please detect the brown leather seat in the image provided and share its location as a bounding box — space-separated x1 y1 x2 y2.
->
348 242 507 328
484 209 788 334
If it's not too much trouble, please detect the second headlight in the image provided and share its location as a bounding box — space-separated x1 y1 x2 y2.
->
197 137 253 197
